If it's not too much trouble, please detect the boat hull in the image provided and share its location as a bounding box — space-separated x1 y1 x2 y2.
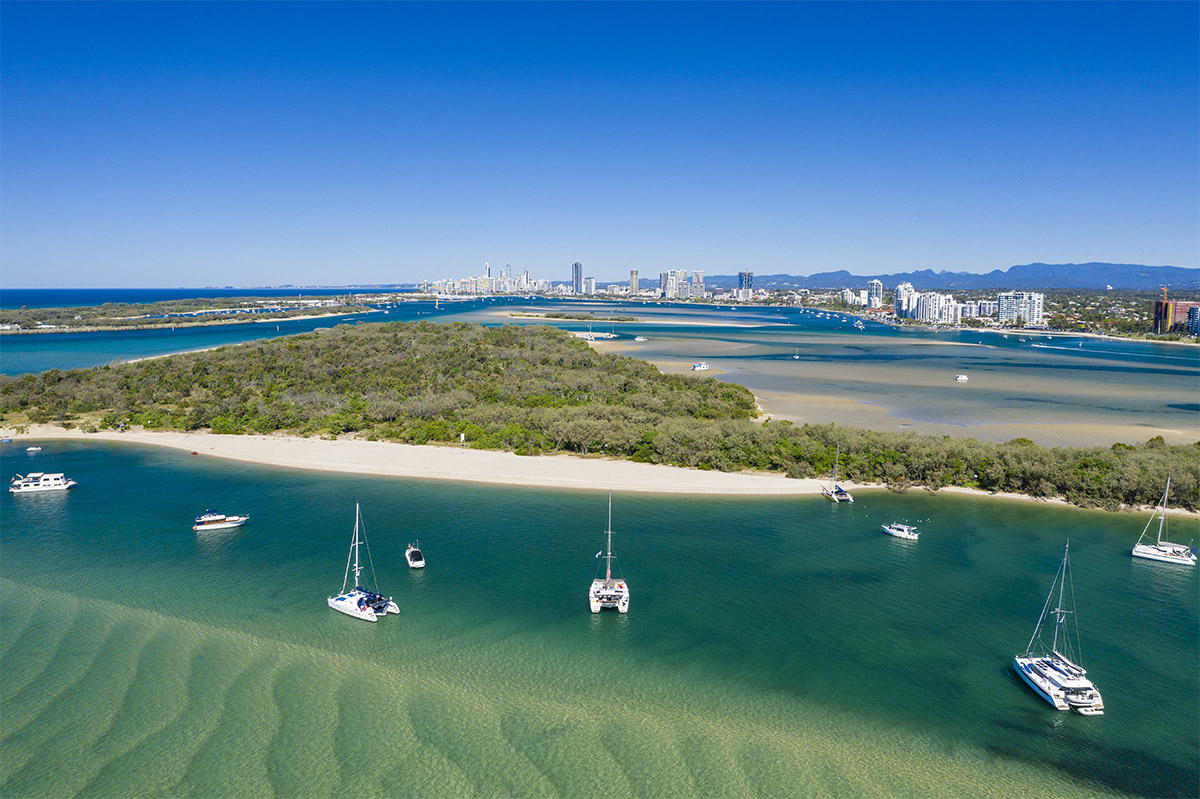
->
589 579 629 613
1014 656 1070 710
882 524 918 540
9 483 76 493
328 595 377 621
1132 544 1196 566
193 517 249 532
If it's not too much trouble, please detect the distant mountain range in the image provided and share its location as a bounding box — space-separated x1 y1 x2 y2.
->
700 263 1199 291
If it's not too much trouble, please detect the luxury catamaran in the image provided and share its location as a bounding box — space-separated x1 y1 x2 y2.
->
589 492 629 613
1132 477 1196 566
1014 541 1104 715
821 445 853 503
327 503 399 622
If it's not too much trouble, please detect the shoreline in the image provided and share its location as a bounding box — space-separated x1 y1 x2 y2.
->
0 308 374 336
4 424 1195 516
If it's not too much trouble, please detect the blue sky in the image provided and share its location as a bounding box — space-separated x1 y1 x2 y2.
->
2 1 1196 287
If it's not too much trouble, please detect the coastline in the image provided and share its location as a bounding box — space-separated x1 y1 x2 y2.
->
5 424 1196 516
0 308 374 336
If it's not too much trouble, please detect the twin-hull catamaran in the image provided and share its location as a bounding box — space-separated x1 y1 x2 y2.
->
821 445 853 503
1014 541 1104 715
327 503 399 622
1132 478 1196 566
589 492 629 613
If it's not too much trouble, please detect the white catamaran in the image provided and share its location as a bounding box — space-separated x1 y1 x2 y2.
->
327 503 399 622
1013 541 1104 715
821 445 853 503
589 492 629 613
1132 477 1196 566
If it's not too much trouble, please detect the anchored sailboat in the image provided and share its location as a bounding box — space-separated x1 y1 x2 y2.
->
327 503 399 622
821 445 853 503
1013 541 1104 715
589 492 629 613
1132 477 1196 566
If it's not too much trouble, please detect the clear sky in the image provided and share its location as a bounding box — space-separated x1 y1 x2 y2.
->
1 1 1196 288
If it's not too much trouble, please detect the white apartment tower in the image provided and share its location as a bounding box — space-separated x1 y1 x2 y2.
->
867 279 884 309
998 291 1044 326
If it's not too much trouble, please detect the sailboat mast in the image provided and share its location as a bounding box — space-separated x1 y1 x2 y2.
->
1051 542 1068 652
605 492 613 584
353 503 363 588
1157 477 1171 545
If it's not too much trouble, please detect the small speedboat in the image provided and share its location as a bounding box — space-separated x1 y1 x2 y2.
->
882 522 919 540
25 446 42 452
405 541 426 568
635 336 648 342
691 362 710 371
192 510 250 531
954 374 969 381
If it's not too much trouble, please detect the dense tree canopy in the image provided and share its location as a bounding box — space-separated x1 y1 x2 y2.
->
2 321 1195 510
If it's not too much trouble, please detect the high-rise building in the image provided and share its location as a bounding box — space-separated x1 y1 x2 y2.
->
1187 306 1200 336
867 279 883 308
572 262 583 294
895 282 916 317
630 270 639 295
739 271 753 291
998 291 1044 326
1155 300 1200 333
584 277 596 295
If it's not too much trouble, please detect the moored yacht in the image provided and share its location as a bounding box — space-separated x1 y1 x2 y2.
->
691 362 710 371
1132 477 1196 566
821 445 853 503
882 522 918 540
9 472 77 493
1014 541 1104 715
327 503 399 622
589 492 629 613
192 510 250 532
405 541 425 568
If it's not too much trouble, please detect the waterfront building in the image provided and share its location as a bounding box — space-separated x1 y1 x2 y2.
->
868 279 883 309
583 277 596 295
977 300 999 317
840 288 857 305
895 282 916 318
1188 306 1199 336
1154 299 1200 333
572 262 584 295
999 291 1044 326
630 270 639 295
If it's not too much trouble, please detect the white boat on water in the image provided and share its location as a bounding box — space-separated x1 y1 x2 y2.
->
25 446 42 452
821 446 853 503
405 541 425 568
635 336 648 342
792 346 800 360
9 472 77 493
853 320 865 330
193 510 250 531
954 374 969 381
1014 541 1104 715
589 492 629 613
882 522 918 540
1132 478 1196 566
327 503 399 622
692 362 710 371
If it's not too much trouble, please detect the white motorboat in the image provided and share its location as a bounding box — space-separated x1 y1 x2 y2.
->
9 472 77 493
1132 478 1196 566
25 446 42 452
635 336 648 342
954 374 969 381
691 362 710 371
853 320 865 330
1014 541 1104 715
792 346 800 360
882 522 918 540
327 503 399 622
192 510 250 532
405 541 425 568
821 446 853 503
589 492 629 613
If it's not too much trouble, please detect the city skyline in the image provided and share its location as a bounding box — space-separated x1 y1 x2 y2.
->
2 2 1197 288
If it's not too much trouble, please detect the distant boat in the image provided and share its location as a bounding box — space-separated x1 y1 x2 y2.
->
327 503 399 622
821 446 853 503
192 510 250 532
792 346 800 360
25 446 42 452
0 438 12 443
1132 478 1196 566
589 492 629 613
882 522 919 540
405 540 426 569
9 472 76 493
954 374 969 381
691 362 710 371
635 336 648 342
1014 541 1104 715
854 320 865 330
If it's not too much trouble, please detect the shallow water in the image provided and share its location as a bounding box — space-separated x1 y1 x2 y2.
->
2 441 1197 797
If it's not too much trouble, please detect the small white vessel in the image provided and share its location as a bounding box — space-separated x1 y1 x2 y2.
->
25 446 42 452
854 320 865 330
1014 541 1104 715
792 346 800 360
882 522 919 540
691 362 710 371
635 336 648 342
192 510 250 532
1132 478 1196 566
589 492 629 613
9 472 77 493
954 374 969 381
821 446 853 503
405 541 425 568
327 503 399 622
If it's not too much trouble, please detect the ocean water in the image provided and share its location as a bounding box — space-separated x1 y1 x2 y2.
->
2 441 1197 797
0 287 412 310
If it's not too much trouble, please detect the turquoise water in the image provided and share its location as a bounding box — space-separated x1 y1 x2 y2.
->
3 441 1197 797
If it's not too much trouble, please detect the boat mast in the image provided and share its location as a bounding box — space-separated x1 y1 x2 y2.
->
1050 541 1071 654
353 502 363 589
605 491 614 586
1157 477 1171 545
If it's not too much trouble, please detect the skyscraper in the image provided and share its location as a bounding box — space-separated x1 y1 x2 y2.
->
572 262 583 294
629 270 639 295
867 279 883 308
998 291 1044 326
